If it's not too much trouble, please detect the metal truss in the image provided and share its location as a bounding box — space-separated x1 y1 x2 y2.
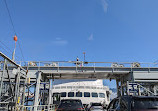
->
0 52 27 111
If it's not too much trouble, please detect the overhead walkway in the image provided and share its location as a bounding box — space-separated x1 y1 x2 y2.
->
7 61 158 81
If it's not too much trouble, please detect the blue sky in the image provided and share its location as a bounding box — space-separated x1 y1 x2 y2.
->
1 0 158 88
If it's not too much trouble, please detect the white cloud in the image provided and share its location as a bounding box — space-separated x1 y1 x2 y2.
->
88 34 94 41
55 37 62 40
101 0 108 13
52 38 68 46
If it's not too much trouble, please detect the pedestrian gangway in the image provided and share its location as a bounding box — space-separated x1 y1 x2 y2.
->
7 60 158 81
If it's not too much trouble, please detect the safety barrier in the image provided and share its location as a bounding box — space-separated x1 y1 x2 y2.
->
16 105 55 111
16 61 158 68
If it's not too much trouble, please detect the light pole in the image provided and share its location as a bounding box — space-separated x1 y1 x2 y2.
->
83 52 85 62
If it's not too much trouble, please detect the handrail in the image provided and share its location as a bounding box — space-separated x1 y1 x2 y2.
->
138 83 155 96
17 104 55 111
15 60 158 68
0 51 27 72
52 85 109 90
15 60 158 64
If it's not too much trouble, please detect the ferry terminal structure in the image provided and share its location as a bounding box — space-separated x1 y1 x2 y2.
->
1 51 158 110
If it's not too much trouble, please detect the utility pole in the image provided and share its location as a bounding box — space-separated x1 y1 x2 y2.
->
12 35 17 61
83 52 85 62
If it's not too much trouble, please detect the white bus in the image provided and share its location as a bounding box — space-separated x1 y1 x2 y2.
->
50 79 111 107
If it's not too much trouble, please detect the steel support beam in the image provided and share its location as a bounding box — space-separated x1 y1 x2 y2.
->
14 67 20 110
116 79 120 97
34 71 41 111
0 59 6 101
48 79 52 111
22 76 27 111
126 81 129 95
121 77 124 96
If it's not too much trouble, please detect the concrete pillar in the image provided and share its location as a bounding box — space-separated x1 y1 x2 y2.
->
34 71 41 111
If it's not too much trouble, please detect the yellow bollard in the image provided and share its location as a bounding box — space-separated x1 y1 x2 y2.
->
27 78 30 84
17 97 20 104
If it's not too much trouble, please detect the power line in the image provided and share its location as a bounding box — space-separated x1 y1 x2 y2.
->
17 40 25 62
3 0 16 35
3 0 25 62
0 40 12 52
0 40 21 61
0 44 12 56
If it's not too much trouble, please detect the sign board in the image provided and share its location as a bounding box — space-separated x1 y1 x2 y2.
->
128 83 138 93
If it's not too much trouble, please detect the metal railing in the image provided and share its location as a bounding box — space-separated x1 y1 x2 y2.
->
16 61 158 68
17 105 55 111
0 52 26 72
128 82 156 96
52 85 109 90
138 83 156 96
11 61 158 75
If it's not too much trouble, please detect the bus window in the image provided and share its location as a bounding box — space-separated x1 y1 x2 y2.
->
92 92 98 97
61 92 66 97
84 92 90 97
68 92 74 97
76 92 82 97
99 93 105 98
